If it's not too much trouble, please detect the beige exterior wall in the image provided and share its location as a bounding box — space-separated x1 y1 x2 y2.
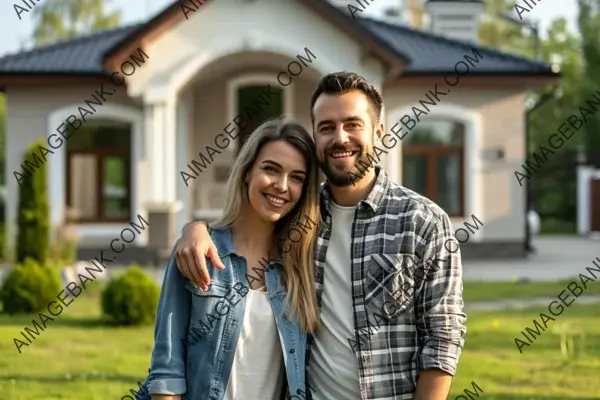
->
383 83 527 241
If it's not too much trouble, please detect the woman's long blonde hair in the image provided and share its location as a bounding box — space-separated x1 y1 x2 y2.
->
214 118 321 333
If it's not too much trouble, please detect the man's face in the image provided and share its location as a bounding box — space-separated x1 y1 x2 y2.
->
312 90 382 187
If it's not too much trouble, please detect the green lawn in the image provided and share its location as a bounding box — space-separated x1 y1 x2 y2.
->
1 283 600 399
463 279 600 302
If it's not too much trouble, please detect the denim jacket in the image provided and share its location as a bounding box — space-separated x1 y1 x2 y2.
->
140 226 308 400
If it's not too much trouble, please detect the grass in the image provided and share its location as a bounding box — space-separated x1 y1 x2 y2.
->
1 283 600 399
463 279 600 302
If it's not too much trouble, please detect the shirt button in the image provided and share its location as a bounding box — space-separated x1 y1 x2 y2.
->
290 348 295 354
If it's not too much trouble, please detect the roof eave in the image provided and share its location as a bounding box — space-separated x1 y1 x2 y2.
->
0 72 111 93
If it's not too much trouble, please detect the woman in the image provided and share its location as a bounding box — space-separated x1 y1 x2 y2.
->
144 118 321 400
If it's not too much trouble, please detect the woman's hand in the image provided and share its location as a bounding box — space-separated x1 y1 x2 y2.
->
151 395 181 400
175 221 225 291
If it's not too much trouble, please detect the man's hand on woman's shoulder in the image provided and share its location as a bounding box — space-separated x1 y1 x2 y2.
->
174 221 225 291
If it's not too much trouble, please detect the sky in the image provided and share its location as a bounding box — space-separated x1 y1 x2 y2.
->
0 0 579 58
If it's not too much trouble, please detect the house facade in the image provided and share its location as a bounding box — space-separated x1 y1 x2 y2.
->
0 0 557 261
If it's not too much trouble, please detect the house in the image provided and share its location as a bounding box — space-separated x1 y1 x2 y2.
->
0 0 558 262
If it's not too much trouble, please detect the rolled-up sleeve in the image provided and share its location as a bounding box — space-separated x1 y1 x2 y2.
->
415 212 467 376
147 250 190 395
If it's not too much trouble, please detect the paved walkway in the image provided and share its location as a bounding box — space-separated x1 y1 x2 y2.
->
462 236 600 282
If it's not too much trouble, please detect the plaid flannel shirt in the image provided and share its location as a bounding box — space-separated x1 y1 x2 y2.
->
306 166 467 400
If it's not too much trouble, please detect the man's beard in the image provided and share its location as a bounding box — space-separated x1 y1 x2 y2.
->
318 144 373 187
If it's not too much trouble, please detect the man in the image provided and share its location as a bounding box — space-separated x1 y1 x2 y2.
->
174 71 466 399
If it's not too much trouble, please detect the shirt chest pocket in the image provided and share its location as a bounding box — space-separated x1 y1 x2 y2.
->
364 253 420 320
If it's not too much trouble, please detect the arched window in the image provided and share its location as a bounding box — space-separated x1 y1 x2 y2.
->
402 118 465 216
235 85 284 154
66 119 131 222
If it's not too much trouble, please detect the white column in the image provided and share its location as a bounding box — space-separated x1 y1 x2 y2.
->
145 99 177 203
164 96 177 202
175 93 192 232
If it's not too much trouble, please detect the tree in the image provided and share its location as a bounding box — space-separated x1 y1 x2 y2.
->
0 94 5 186
477 0 533 57
578 0 600 152
32 0 121 46
16 139 50 264
529 18 583 149
384 0 425 28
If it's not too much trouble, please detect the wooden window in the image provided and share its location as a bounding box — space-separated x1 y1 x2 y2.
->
66 119 131 223
402 119 465 217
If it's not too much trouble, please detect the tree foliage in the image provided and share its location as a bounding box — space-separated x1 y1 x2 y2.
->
0 94 5 186
528 18 583 150
32 0 121 46
16 139 50 265
477 0 534 57
384 0 425 28
578 0 600 151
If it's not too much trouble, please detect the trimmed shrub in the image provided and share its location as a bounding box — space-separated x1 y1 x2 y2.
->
16 138 50 264
101 266 159 326
0 259 61 314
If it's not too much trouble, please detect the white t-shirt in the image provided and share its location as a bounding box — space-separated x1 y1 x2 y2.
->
224 289 285 400
308 201 362 399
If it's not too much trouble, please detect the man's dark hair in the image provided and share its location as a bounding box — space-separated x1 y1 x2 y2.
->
309 71 383 126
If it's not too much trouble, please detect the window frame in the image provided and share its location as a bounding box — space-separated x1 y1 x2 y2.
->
65 145 131 224
402 144 465 217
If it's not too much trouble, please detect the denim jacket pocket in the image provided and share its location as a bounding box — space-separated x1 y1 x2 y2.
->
184 279 233 295
365 253 417 320
183 280 234 343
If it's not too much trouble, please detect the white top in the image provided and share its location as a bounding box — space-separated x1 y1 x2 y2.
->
308 201 362 399
224 289 285 400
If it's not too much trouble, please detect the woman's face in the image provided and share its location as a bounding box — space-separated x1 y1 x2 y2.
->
245 140 307 223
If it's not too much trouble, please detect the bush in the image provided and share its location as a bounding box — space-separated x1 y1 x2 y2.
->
0 259 61 314
16 138 50 264
101 266 159 326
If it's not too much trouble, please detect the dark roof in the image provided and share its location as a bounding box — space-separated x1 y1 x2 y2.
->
357 17 553 75
0 24 141 75
0 1 553 77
